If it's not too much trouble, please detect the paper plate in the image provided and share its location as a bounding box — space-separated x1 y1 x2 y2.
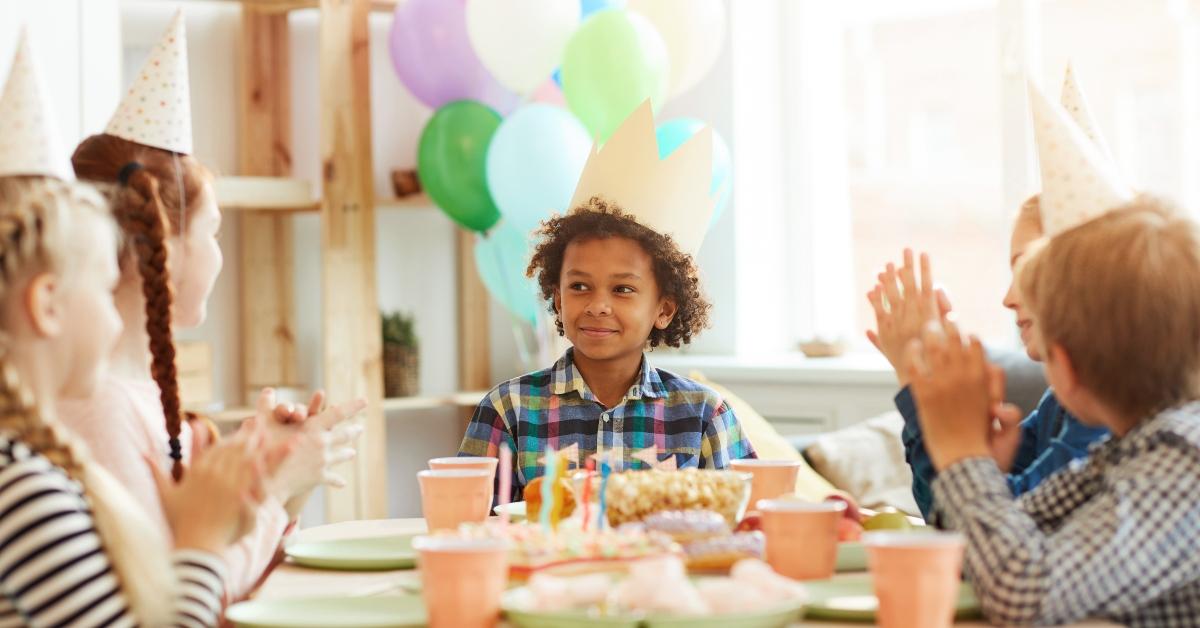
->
494 500 528 521
285 534 417 571
835 542 867 572
502 584 803 628
804 572 982 621
226 594 426 627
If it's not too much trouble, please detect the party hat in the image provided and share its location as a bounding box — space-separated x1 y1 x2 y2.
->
1060 63 1114 163
0 29 73 180
1028 81 1133 236
105 10 192 154
568 101 715 256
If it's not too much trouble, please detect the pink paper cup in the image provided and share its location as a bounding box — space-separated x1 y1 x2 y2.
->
418 469 492 531
865 531 965 628
758 498 845 580
414 536 509 628
429 457 498 506
731 459 803 508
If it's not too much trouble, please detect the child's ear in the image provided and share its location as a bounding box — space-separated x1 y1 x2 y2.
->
24 273 63 338
552 288 562 316
654 297 678 330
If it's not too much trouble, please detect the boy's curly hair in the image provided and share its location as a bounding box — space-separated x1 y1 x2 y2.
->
526 196 711 348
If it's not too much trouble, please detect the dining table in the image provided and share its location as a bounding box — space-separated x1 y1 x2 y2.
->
252 518 1118 627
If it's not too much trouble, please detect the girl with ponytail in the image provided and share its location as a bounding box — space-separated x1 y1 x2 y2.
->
0 175 265 626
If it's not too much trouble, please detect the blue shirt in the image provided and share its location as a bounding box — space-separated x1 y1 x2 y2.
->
896 386 1109 520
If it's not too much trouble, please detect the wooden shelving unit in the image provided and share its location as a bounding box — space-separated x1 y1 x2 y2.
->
224 0 493 522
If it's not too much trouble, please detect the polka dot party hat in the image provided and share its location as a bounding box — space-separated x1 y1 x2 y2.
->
1028 81 1133 237
0 28 73 180
104 10 192 155
568 100 715 256
1060 63 1114 165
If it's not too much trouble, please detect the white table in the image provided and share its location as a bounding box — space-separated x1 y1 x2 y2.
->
256 518 1115 627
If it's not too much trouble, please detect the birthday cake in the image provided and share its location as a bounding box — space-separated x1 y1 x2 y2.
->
457 520 681 578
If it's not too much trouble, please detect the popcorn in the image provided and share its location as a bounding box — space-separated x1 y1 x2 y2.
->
604 469 750 527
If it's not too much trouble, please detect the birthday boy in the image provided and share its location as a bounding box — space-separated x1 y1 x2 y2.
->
458 103 756 500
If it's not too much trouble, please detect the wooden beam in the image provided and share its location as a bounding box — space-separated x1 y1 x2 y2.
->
216 176 318 212
238 9 300 404
456 228 492 391
319 0 387 522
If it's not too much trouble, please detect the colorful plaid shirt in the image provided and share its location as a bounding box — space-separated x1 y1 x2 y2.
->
935 401 1200 626
458 349 756 502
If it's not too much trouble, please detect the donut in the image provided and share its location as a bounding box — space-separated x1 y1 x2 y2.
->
682 531 765 572
641 510 730 544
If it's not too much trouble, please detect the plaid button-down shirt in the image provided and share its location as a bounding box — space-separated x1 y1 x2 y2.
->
458 349 756 502
935 401 1200 626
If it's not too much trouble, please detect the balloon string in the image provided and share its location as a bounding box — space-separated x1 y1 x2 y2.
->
486 229 535 370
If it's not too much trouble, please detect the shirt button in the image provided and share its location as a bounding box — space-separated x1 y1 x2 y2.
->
601 412 610 423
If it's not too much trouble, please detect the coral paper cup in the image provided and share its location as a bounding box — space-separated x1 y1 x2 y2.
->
418 469 492 531
731 459 803 508
758 498 845 580
865 530 965 628
414 536 509 628
429 457 498 506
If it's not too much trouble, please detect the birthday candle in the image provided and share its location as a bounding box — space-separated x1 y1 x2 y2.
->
582 459 594 531
539 446 556 531
598 459 611 531
498 444 512 528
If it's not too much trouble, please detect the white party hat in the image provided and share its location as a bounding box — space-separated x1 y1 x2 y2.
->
0 29 73 180
105 11 192 154
1028 81 1134 236
1060 63 1114 163
568 101 715 256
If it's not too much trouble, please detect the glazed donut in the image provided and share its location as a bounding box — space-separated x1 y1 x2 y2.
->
682 531 765 572
641 510 731 543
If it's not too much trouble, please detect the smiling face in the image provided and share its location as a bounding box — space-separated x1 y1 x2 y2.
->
553 236 677 365
1002 206 1046 361
168 182 223 328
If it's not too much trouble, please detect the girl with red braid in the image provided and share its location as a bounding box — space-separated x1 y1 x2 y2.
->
57 12 366 601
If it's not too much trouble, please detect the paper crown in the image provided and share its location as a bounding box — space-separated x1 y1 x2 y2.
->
1029 80 1133 236
568 101 715 256
1060 63 1114 164
105 11 193 155
0 29 73 180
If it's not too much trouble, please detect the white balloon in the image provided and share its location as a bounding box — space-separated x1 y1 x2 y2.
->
628 0 726 98
466 0 582 95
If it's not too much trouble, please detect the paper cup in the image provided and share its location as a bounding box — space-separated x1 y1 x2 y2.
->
418 469 492 531
429 457 498 507
731 459 803 508
758 498 845 580
414 536 509 628
865 531 965 628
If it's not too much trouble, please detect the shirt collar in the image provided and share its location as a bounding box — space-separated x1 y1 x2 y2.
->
551 348 665 402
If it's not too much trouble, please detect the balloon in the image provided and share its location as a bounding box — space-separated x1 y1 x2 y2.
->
581 0 626 18
418 101 503 233
466 0 580 95
388 0 519 113
530 79 567 107
629 0 726 98
487 104 592 235
656 118 732 225
561 9 669 141
475 221 543 325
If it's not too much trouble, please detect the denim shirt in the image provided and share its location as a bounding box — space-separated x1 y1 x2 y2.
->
896 386 1110 520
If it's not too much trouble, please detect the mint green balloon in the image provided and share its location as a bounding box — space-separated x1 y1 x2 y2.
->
418 101 502 232
561 9 669 141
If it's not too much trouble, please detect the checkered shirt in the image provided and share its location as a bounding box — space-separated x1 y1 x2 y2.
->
458 349 756 502
934 401 1200 626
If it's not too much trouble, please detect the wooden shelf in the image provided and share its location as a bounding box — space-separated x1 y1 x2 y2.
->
200 390 487 425
378 193 434 210
215 176 319 212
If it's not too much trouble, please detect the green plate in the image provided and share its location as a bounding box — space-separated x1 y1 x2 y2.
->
835 542 867 572
226 594 426 627
285 535 417 571
502 585 802 628
805 572 981 622
494 501 528 521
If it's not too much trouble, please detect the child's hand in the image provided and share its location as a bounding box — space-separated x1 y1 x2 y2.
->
264 421 363 518
151 433 266 554
906 321 992 471
866 249 953 386
985 366 1025 473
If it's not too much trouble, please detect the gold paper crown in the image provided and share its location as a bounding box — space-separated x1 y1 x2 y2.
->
568 101 715 256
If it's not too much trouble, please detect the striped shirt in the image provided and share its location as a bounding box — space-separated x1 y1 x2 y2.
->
0 435 225 627
935 401 1200 626
459 349 756 501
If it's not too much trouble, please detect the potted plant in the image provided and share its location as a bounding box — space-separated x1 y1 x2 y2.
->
381 310 419 398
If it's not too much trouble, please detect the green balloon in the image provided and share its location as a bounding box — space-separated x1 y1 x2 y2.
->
562 9 669 141
418 101 503 232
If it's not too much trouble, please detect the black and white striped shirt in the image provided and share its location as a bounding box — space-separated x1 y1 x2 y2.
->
935 401 1200 626
0 436 225 627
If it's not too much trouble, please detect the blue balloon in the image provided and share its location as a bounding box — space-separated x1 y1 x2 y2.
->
656 118 732 226
581 0 626 19
551 68 563 88
474 221 543 325
486 103 593 236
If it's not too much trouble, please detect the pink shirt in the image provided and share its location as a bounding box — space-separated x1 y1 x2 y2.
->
57 374 290 599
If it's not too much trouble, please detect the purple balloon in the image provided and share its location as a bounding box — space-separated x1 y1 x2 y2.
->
388 0 519 113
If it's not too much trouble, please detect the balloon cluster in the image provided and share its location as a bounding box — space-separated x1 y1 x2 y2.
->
391 0 731 325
